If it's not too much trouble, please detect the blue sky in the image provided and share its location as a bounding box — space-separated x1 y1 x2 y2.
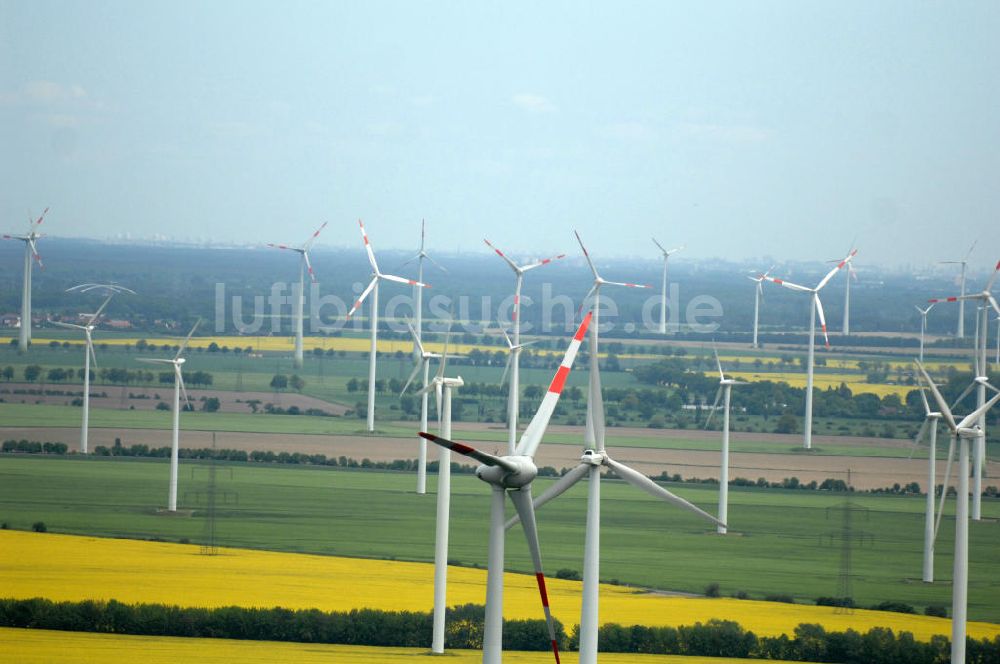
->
1 1 998 267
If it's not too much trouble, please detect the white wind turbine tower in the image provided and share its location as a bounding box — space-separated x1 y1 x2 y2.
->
507 355 723 664
747 267 773 349
916 362 1000 664
704 349 748 535
401 317 445 495
927 259 1000 520
651 238 683 334
348 220 430 433
137 320 200 512
575 231 650 447
484 239 565 454
939 241 977 339
267 221 327 369
763 249 856 449
411 324 463 655
914 304 935 363
420 312 593 664
401 221 446 493
50 284 134 454
907 389 941 583
828 255 858 336
3 207 49 352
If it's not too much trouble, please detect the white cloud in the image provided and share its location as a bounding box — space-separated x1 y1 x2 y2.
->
512 93 556 113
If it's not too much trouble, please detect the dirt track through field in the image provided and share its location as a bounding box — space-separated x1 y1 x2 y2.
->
4 424 995 491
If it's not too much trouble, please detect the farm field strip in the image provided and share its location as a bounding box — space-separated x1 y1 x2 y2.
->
0 627 798 664
2 531 996 643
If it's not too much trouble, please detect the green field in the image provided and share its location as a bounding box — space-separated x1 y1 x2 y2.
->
1 455 998 621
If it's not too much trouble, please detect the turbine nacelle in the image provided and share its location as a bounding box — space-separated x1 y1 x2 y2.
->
475 455 537 488
581 449 604 466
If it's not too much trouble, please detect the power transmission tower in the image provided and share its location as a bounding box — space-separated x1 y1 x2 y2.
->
821 500 873 613
200 433 219 556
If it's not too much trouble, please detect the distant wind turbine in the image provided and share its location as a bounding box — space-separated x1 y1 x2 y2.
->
267 221 327 368
137 320 200 512
705 349 748 534
939 241 977 338
747 267 773 349
914 304 935 363
652 238 683 334
348 220 429 433
3 207 49 352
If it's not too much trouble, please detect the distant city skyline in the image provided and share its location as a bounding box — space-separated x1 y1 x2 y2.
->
1 1 998 267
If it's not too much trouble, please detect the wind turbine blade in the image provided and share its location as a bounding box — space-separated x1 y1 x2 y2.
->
508 487 563 664
381 273 430 288
590 362 606 452
964 240 978 262
933 436 956 542
347 277 378 318
574 230 600 280
814 294 831 348
956 390 1000 430
425 253 448 273
919 388 932 417
28 239 43 269
764 276 811 293
984 259 1000 292
404 317 427 356
950 381 977 411
577 283 598 315
602 279 651 289
483 239 520 273
401 360 422 395
500 353 513 387
175 319 201 359
713 348 724 381
987 293 1000 317
302 251 317 283
515 312 592 458
418 432 520 473
604 456 725 528
136 358 176 365
652 237 667 254
704 386 723 430
816 249 857 291
176 367 191 411
667 245 685 256
86 294 115 325
908 419 930 460
915 361 957 432
505 463 591 531
521 252 566 272
33 207 50 227
358 220 380 273
439 321 452 378
420 218 426 252
499 318 514 350
302 221 328 251
49 321 85 330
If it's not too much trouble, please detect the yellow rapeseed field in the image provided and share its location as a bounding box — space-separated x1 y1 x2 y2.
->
0 627 788 664
702 370 914 399
2 531 997 643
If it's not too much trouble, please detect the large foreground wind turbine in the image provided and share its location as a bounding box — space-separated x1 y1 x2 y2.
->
137 320 200 512
575 231 649 446
764 249 856 449
402 318 445 495
51 284 134 454
484 239 565 453
3 207 48 352
420 312 593 664
705 350 748 535
939 241 977 339
348 221 429 433
747 267 773 349
927 259 1000 520
916 362 1000 664
652 238 683 334
267 221 327 368
401 220 446 492
508 356 723 664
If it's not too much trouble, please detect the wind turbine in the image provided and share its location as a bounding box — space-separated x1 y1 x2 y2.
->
498 318 535 387
507 353 723 664
347 220 430 433
914 304 935 363
705 350 748 535
651 239 683 335
575 231 650 447
484 239 565 454
401 220 446 493
927 259 1000 520
3 207 48 352
419 311 593 664
763 249 856 449
137 320 200 512
907 389 941 583
915 362 1000 664
412 324 462 655
939 241 977 338
401 317 445 495
267 221 327 369
828 255 858 336
747 267 773 349
50 284 134 454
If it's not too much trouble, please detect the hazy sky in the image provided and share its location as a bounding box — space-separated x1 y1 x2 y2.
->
1 1 998 267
